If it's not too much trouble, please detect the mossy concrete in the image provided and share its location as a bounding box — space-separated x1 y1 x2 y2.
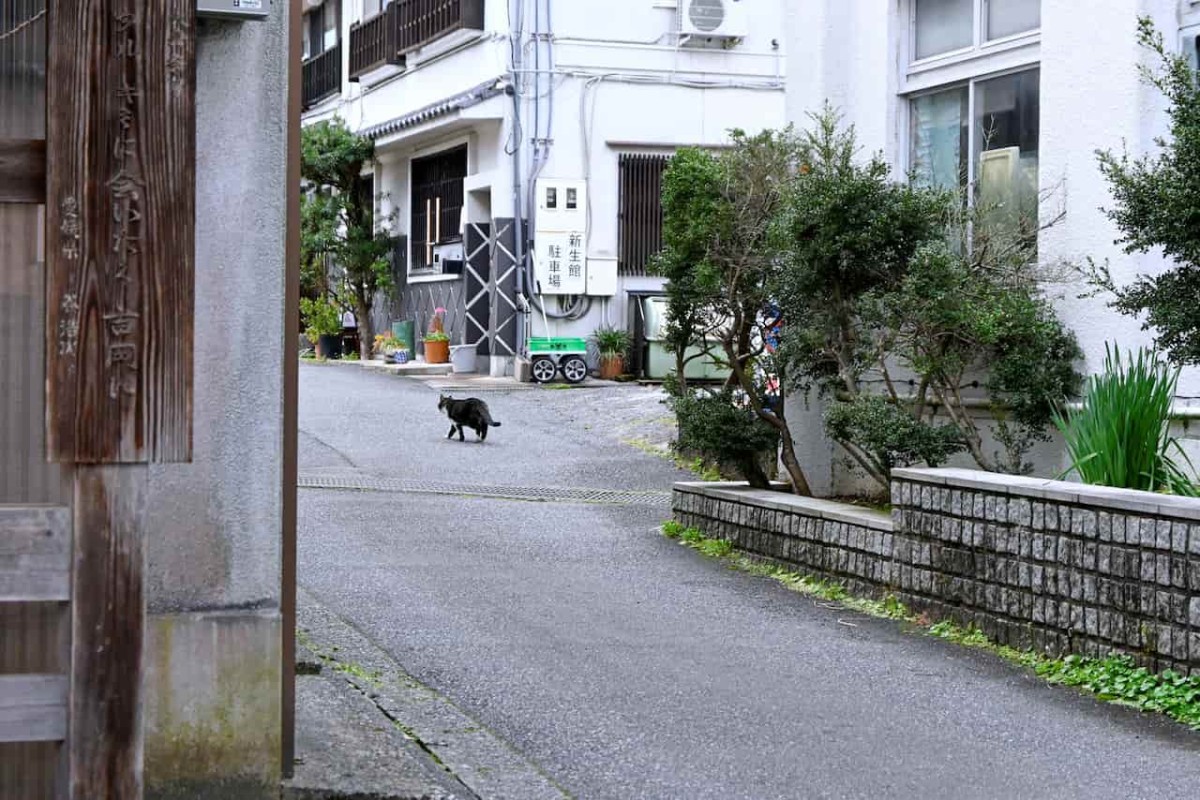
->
145 610 281 800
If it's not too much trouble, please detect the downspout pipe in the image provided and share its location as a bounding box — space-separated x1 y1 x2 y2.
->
510 0 527 362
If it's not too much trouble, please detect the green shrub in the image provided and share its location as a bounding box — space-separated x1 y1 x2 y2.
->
301 297 342 342
1054 345 1195 495
824 396 963 480
670 389 779 489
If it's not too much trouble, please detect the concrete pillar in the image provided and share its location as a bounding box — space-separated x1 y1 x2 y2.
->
142 9 288 799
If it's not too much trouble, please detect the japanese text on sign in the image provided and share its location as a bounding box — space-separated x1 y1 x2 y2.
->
538 231 587 295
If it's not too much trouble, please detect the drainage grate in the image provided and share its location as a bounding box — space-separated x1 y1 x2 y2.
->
298 473 671 507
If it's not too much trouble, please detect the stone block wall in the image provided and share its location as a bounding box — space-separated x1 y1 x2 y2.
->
673 469 1200 675
891 469 1200 675
672 483 893 600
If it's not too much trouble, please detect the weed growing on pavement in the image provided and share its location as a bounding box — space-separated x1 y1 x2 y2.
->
661 521 1200 730
625 437 722 481
662 521 686 539
298 629 384 688
1036 655 1200 728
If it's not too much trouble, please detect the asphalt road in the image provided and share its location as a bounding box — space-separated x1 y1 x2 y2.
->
298 363 1200 800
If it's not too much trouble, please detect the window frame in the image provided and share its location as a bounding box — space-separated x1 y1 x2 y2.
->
906 64 1040 200
908 0 1040 74
617 152 673 278
408 144 469 276
902 1 1042 199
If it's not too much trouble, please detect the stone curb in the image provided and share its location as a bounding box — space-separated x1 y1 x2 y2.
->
291 587 572 800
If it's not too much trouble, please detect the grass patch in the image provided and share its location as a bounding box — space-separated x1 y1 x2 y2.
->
624 437 722 481
660 521 1200 731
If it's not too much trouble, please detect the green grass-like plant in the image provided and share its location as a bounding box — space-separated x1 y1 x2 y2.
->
1054 345 1196 495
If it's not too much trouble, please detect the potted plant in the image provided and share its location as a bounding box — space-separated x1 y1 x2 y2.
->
373 333 411 363
593 326 631 380
301 296 343 359
423 307 450 363
423 331 450 364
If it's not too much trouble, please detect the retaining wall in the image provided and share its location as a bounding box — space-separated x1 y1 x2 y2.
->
672 469 1200 675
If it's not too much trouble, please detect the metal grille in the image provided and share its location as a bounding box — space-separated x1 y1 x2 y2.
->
411 144 467 271
618 153 670 277
298 473 671 507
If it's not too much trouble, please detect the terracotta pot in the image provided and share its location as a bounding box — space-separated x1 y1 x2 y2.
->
424 339 450 364
599 354 624 380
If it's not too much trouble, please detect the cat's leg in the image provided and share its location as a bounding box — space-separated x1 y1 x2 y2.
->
447 424 456 439
479 425 487 442
457 424 466 442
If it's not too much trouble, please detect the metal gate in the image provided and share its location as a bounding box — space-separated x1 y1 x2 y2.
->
0 0 195 796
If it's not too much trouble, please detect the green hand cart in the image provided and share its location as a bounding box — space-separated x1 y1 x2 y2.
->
528 336 589 384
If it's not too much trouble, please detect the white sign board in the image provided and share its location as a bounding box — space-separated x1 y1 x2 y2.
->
536 231 587 295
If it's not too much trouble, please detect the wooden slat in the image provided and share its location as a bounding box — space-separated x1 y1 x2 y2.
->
47 0 196 464
0 675 67 743
0 140 47 204
70 465 146 799
0 506 70 602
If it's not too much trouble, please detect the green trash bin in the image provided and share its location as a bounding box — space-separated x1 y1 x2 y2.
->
391 320 415 355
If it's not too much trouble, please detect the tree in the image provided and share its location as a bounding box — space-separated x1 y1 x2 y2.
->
657 129 814 495
772 108 956 487
300 190 338 302
655 148 726 391
1092 17 1200 365
300 118 394 359
775 107 1081 488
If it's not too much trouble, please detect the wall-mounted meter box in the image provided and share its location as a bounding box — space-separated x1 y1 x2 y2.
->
198 0 269 21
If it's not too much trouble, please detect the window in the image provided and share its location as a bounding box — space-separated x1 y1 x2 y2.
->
410 145 468 272
906 0 1041 243
913 0 1040 61
618 153 671 277
362 0 381 19
914 0 973 60
911 69 1039 213
987 0 1040 41
322 0 340 52
302 0 340 59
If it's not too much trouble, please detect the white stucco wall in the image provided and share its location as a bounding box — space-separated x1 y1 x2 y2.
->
303 0 788 345
783 0 1200 496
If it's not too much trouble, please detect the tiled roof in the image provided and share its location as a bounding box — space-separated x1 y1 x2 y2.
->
363 78 507 140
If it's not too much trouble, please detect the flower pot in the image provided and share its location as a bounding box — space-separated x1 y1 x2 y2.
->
391 350 409 365
316 334 342 359
599 354 624 380
450 344 478 373
424 339 450 364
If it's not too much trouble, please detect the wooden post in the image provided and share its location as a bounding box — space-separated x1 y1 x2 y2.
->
45 0 196 797
282 0 303 777
69 467 147 798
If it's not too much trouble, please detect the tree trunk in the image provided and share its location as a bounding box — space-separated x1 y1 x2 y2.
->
355 295 374 361
779 431 813 496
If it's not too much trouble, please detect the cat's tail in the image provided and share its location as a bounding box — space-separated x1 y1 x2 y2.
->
490 421 502 427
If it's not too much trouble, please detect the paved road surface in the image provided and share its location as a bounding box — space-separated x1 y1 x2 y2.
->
298 363 1200 799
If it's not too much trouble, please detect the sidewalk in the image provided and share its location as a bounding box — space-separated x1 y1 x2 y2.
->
283 588 569 800
310 355 627 391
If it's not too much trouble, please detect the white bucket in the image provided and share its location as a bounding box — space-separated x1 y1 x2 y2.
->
450 344 478 373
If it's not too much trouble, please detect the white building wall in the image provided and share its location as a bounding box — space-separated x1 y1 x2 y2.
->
783 0 1200 496
304 0 789 358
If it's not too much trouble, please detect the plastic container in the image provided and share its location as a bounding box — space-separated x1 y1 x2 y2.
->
642 297 730 381
391 320 415 355
450 343 478 373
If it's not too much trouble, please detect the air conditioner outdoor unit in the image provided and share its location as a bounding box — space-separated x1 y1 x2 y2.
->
678 0 747 43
